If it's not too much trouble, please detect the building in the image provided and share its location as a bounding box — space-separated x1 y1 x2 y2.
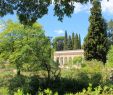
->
54 49 84 65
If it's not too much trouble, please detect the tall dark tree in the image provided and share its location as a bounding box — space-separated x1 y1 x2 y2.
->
78 34 81 49
84 0 108 63
67 35 72 50
64 31 68 50
72 32 75 49
108 19 113 45
74 33 79 49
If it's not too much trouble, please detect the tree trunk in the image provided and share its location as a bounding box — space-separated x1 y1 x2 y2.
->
17 69 20 76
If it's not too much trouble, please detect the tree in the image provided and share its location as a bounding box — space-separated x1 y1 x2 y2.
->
84 0 108 63
67 35 72 50
74 33 79 49
108 19 113 45
78 34 81 49
107 45 113 67
72 32 75 50
0 21 52 75
64 31 68 50
53 36 64 51
0 0 13 17
0 0 92 26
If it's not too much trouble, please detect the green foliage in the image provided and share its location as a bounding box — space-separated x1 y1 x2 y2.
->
75 84 113 95
73 57 82 64
67 35 72 50
54 31 81 51
107 45 113 67
108 19 113 45
9 75 39 95
0 21 52 75
0 60 113 95
53 36 64 51
0 0 13 17
84 0 108 63
0 87 9 95
0 0 91 25
14 84 113 95
74 33 79 49
9 75 26 95
78 34 81 49
64 31 68 50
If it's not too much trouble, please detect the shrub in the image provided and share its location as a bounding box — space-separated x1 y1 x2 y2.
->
8 75 26 95
73 57 82 64
107 45 113 67
0 87 9 95
8 75 39 95
14 85 113 95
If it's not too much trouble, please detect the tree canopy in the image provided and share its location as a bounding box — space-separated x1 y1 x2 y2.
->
0 0 94 26
53 36 64 51
0 20 52 75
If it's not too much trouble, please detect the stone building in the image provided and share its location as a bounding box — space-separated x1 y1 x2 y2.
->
54 49 84 65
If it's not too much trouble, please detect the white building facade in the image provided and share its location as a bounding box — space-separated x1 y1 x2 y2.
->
54 50 84 65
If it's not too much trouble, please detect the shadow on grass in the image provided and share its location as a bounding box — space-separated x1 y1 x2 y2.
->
8 71 103 95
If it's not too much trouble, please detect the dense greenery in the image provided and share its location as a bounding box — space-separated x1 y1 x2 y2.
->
0 21 52 75
53 31 81 51
84 0 108 63
53 36 64 51
14 85 113 95
0 59 113 95
107 45 113 67
0 0 113 95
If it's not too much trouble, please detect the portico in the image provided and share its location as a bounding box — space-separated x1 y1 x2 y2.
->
54 50 84 65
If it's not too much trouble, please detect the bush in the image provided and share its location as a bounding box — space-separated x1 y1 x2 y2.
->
107 45 113 67
14 84 113 95
8 75 39 95
0 87 8 95
73 57 82 64
8 75 26 95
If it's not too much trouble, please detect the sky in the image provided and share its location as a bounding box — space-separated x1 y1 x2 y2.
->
0 0 113 43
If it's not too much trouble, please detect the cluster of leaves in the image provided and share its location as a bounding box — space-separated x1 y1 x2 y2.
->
0 0 93 26
13 84 113 95
107 45 113 67
73 56 82 64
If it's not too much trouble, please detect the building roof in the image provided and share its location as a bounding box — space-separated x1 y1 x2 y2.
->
54 49 84 56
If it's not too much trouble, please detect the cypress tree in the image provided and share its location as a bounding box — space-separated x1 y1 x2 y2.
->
84 0 108 63
67 35 72 50
78 34 81 49
72 32 75 50
64 31 68 50
74 33 79 49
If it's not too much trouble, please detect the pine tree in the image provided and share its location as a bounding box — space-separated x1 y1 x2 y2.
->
64 31 68 50
67 35 72 50
84 0 108 63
